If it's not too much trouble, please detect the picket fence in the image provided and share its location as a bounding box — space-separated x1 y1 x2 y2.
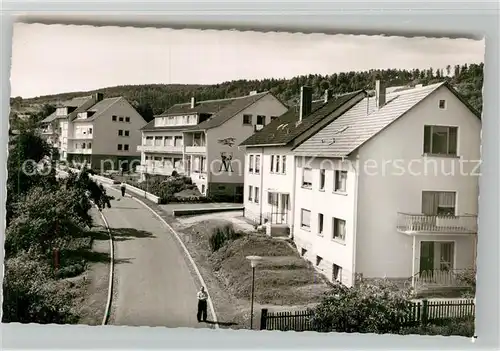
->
260 298 475 332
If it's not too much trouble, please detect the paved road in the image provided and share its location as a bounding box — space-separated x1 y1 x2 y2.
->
101 191 209 328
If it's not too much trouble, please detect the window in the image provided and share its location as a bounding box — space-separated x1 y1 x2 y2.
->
334 171 347 193
249 155 254 173
119 117 124 122
300 209 311 229
302 168 312 188
439 99 446 109
422 191 456 216
89 128 93 134
301 248 307 257
423 125 458 156
316 255 323 266
243 114 252 125
82 143 86 149
154 137 162 146
88 143 92 149
275 155 281 173
333 264 342 282
256 115 266 125
333 218 346 241
254 187 260 204
124 144 129 151
281 155 286 174
112 115 117 121
117 144 123 151
268 192 278 206
255 155 261 174
218 185 226 190
318 213 324 235
201 185 206 194
270 155 275 172
248 185 253 202
118 130 123 136
319 169 326 190
125 117 130 122
124 130 130 137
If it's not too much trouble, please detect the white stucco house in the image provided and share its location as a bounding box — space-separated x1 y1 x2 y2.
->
40 93 146 171
240 87 366 234
242 81 480 293
137 91 288 200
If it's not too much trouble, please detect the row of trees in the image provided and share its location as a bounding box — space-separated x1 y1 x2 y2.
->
3 122 109 323
13 63 484 124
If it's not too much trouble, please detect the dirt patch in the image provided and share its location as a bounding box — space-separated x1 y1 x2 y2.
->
171 218 331 329
73 210 112 325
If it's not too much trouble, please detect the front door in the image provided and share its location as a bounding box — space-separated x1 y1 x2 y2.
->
420 241 435 273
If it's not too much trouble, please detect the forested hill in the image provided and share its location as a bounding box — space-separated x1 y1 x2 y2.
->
12 63 484 122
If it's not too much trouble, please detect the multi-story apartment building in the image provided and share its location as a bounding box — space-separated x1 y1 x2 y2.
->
137 91 288 199
40 93 146 171
242 81 480 292
240 87 367 234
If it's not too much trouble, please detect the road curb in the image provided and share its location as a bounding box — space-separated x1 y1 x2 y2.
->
105 186 219 329
93 202 114 326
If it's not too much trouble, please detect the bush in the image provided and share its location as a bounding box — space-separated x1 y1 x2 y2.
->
2 250 79 324
208 224 242 252
309 280 413 334
400 316 475 337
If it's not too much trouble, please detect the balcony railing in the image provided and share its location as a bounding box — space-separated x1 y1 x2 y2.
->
137 145 183 153
137 164 185 176
262 211 289 225
397 213 477 235
67 148 92 154
185 145 207 154
413 268 474 289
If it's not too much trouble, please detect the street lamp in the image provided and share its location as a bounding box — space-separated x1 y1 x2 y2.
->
246 255 263 330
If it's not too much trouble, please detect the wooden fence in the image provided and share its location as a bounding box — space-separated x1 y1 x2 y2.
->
260 299 475 332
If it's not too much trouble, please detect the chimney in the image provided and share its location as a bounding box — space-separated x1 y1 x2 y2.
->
94 92 104 102
299 86 313 121
323 89 334 103
191 97 196 109
375 80 386 109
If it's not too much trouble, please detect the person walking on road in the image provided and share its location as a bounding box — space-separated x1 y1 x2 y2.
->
120 182 126 197
196 286 208 322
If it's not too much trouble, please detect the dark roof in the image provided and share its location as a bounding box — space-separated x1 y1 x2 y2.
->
41 96 93 123
142 91 274 131
73 97 122 122
240 91 366 147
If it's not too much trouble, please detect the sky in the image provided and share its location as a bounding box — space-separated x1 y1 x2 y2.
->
10 23 485 99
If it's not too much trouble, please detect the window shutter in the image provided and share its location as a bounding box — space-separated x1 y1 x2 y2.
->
448 127 458 154
423 126 431 153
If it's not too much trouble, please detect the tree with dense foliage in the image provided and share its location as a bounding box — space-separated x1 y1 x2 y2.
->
2 249 79 324
309 280 413 334
6 128 58 226
17 63 484 119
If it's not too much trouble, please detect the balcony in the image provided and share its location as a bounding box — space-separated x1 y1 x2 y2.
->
137 164 185 176
413 268 474 291
68 135 93 140
137 145 183 153
185 145 207 154
397 213 477 235
67 148 92 155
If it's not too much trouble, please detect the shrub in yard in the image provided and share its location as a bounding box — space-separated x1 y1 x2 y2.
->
456 269 476 298
400 316 475 337
208 224 242 252
309 280 413 334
